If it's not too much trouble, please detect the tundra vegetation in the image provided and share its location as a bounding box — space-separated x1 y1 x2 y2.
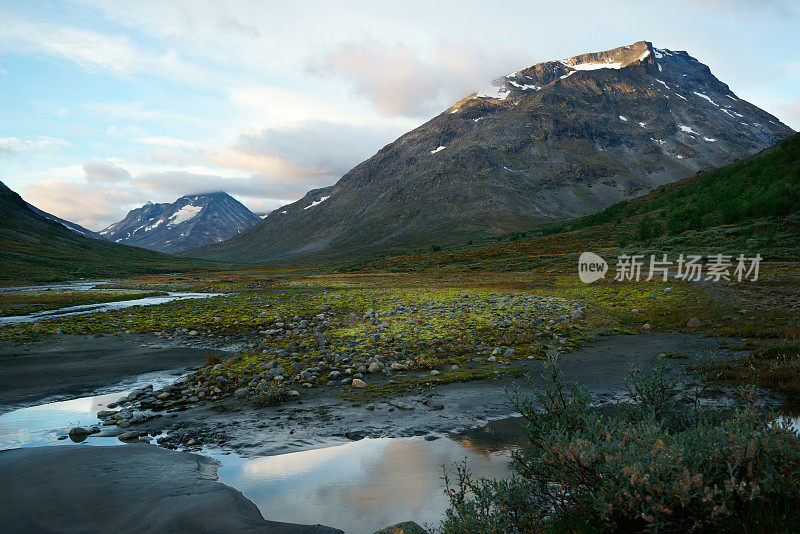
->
438 356 800 533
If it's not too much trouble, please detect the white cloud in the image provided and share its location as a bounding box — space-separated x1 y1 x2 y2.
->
23 178 146 228
231 120 403 178
0 136 71 157
83 159 132 182
311 40 527 117
0 16 214 85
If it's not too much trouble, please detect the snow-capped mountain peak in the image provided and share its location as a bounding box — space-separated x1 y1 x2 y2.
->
100 192 260 253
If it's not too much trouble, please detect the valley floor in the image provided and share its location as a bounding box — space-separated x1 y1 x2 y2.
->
1 265 798 532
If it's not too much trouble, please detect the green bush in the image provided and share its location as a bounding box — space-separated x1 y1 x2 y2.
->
439 354 800 533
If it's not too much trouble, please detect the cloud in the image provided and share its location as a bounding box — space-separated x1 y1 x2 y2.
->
23 178 146 228
231 120 403 178
311 40 526 117
0 16 213 85
83 160 132 182
0 136 71 158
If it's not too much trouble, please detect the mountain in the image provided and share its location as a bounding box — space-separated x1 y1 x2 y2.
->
351 132 800 273
25 203 102 239
100 192 261 253
187 40 793 264
0 181 216 283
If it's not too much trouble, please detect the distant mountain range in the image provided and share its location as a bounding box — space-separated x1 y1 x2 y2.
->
186 40 793 263
0 181 209 283
100 192 261 253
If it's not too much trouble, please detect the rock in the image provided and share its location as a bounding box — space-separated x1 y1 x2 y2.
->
570 308 586 320
368 362 382 373
96 410 117 419
430 370 440 376
365 404 375 410
487 356 497 362
68 427 91 442
450 365 460 370
641 323 652 330
687 317 703 328
631 308 639 314
345 430 365 441
287 390 300 396
372 521 426 534
390 362 407 371
234 388 250 398
658 353 667 358
504 348 516 357
664 287 672 293
352 378 367 388
426 402 444 410
316 333 328 347
118 431 140 442
157 392 170 400
328 371 341 379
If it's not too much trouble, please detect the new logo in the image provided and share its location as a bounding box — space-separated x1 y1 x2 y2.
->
578 252 608 283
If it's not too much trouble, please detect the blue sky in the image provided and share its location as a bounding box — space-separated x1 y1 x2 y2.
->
0 0 798 229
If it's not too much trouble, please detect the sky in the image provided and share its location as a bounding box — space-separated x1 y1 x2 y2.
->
0 0 798 230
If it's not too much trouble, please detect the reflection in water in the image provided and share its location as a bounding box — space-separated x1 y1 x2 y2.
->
0 391 124 449
215 433 517 532
450 416 528 455
0 370 182 449
0 383 525 532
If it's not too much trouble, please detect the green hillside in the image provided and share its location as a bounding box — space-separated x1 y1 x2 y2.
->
0 181 225 284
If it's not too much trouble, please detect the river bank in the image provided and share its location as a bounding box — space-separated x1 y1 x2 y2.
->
22 332 741 455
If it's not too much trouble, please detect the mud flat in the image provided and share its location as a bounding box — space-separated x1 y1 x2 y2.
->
0 444 343 534
0 334 230 410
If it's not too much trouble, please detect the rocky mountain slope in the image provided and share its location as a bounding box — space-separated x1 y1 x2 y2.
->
0 181 207 283
101 192 260 253
25 203 102 239
188 41 793 263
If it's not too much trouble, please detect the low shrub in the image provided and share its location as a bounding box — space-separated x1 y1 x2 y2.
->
438 354 800 533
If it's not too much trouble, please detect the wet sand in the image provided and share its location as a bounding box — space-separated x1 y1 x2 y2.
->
0 444 343 533
0 334 230 411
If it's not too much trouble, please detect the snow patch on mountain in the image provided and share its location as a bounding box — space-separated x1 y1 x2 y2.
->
168 204 202 226
303 195 330 210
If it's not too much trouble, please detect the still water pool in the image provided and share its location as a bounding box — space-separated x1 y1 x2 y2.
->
0 383 523 532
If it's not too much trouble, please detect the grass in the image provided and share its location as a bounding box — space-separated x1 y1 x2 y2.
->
705 338 800 397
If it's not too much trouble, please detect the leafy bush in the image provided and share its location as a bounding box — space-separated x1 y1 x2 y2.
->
439 354 800 533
